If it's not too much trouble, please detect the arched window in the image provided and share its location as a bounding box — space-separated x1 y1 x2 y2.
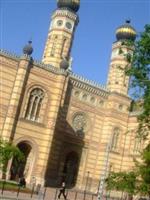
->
61 38 67 58
111 128 120 151
50 35 57 56
133 137 142 153
63 151 79 186
25 88 44 122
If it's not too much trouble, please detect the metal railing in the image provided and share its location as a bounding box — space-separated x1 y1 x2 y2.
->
1 180 147 200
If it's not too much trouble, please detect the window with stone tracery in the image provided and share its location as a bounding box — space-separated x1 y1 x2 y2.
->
72 113 87 131
72 112 89 136
25 88 44 122
111 127 120 151
133 137 142 153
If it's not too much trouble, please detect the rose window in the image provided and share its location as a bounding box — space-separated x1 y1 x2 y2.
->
72 113 87 133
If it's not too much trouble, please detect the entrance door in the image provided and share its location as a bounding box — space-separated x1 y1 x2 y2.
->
10 142 31 180
63 152 79 187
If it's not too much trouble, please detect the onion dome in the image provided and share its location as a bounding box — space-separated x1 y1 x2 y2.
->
57 0 80 12
116 20 136 41
60 59 69 70
23 41 33 56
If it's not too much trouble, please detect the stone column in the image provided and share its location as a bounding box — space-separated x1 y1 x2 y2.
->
1 55 32 141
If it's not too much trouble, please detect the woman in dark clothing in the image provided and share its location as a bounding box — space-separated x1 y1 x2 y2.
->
58 181 67 199
19 177 26 187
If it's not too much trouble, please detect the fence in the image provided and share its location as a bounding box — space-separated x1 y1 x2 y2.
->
0 180 147 200
0 179 98 200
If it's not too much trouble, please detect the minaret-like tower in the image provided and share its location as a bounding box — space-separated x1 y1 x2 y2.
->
107 20 136 95
42 0 80 68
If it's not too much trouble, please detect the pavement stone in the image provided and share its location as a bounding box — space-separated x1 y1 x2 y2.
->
0 187 98 200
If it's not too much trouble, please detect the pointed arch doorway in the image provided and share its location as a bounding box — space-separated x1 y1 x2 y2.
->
63 151 79 187
10 141 33 181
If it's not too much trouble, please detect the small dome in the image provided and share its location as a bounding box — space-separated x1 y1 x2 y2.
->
57 0 80 12
116 20 136 41
23 41 33 56
60 59 69 70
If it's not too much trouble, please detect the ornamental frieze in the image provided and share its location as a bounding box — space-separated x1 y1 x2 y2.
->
72 89 106 108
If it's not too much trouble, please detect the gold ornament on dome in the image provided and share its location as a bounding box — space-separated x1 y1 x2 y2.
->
116 27 136 35
116 20 136 41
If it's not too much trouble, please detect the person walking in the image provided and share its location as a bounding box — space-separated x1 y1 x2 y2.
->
58 181 67 199
18 176 26 188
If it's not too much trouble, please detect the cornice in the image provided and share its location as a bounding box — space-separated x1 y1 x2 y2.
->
52 9 79 24
33 59 67 76
112 41 134 50
0 49 20 61
0 49 68 76
129 110 142 116
1 49 112 96
109 91 131 101
70 72 109 97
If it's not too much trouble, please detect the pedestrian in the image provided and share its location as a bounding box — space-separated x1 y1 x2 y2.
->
19 176 26 188
58 181 67 199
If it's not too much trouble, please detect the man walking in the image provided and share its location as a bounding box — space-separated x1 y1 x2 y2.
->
58 181 67 199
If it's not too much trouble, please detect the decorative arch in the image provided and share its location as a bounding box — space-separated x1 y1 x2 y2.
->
111 127 120 151
25 88 44 121
23 84 49 123
51 35 58 56
14 136 39 153
133 137 142 153
61 37 67 58
9 137 38 183
63 151 79 187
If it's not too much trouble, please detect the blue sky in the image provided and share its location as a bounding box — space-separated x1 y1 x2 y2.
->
1 0 150 85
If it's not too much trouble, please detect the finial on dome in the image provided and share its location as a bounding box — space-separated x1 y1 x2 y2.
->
116 20 136 41
23 40 33 56
57 0 80 12
60 57 69 70
125 19 131 24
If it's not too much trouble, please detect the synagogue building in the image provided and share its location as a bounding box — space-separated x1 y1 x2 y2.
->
0 0 142 192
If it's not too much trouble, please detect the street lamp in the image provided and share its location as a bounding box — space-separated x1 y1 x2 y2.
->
97 135 113 200
84 171 90 200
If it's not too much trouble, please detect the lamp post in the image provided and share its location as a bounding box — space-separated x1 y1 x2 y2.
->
84 171 90 200
97 135 113 200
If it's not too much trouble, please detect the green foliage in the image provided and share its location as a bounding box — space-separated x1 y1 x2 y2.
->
106 144 150 196
136 144 150 195
0 181 31 193
0 138 24 174
106 25 150 196
106 171 136 194
126 24 150 138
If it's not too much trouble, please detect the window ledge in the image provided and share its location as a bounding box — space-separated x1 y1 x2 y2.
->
110 150 120 154
19 118 45 127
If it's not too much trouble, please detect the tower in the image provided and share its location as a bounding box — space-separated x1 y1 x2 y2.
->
107 20 136 95
42 0 80 68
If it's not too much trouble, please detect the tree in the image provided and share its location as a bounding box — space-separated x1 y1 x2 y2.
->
0 138 24 177
136 144 150 196
126 24 150 139
106 24 150 197
106 171 136 195
106 144 150 197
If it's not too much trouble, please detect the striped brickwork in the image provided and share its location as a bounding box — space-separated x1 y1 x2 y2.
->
0 50 145 192
42 9 79 68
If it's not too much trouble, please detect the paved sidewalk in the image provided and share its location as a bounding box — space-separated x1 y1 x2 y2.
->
0 187 98 200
